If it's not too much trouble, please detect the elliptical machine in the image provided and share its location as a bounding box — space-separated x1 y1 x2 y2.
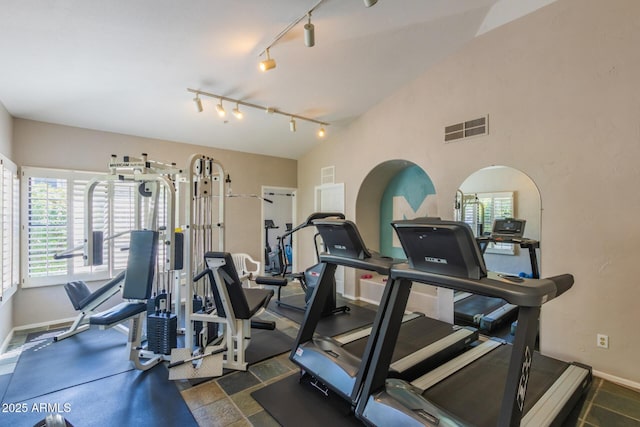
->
264 219 282 274
274 212 350 316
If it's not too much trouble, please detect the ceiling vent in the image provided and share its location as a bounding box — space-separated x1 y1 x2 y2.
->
444 115 488 142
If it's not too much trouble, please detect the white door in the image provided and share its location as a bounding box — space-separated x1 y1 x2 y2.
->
314 183 345 293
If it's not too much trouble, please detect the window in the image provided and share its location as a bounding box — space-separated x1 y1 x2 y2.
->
463 191 516 255
0 156 19 302
21 167 142 288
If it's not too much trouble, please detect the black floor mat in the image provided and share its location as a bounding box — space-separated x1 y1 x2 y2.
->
2 328 134 403
245 327 294 364
252 373 363 426
0 364 197 427
269 294 377 337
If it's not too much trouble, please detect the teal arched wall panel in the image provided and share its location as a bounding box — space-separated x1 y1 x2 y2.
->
379 165 436 258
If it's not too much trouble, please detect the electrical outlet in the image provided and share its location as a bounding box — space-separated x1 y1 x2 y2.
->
597 334 609 349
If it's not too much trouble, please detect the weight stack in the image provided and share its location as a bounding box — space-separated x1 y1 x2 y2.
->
147 312 177 355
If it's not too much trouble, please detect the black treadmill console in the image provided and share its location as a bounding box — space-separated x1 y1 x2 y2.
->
491 218 526 239
313 219 372 260
392 218 487 280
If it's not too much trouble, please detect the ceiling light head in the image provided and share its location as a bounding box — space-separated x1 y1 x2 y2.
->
317 126 326 138
304 15 315 47
289 117 296 132
364 0 378 7
232 103 243 119
216 101 226 117
259 48 276 72
193 95 203 113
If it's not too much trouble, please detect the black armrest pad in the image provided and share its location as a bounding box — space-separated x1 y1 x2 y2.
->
255 276 288 287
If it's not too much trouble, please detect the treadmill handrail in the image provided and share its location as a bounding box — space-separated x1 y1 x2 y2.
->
390 263 573 307
319 253 399 275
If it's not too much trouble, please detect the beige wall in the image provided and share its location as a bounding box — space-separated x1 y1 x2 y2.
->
12 119 297 327
0 101 13 345
298 0 640 385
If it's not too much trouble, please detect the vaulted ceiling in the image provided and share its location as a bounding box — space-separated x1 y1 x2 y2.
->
0 0 555 159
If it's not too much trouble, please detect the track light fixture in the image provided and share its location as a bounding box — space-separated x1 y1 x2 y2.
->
259 48 276 72
187 88 329 136
232 103 243 119
258 0 326 69
258 0 378 70
215 101 226 117
304 14 315 47
194 95 203 113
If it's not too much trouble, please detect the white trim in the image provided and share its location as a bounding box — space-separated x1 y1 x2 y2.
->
0 284 17 306
593 369 640 392
0 328 14 354
0 316 76 354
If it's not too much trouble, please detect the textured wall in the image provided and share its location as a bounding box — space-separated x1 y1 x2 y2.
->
298 0 640 384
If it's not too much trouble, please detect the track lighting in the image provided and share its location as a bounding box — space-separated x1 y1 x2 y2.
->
363 0 378 7
194 95 203 113
258 0 327 69
187 88 329 137
232 103 243 119
215 101 226 117
304 14 315 47
259 48 276 72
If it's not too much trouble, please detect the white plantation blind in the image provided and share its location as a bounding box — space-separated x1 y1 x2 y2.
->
0 157 19 301
463 191 515 255
21 167 142 287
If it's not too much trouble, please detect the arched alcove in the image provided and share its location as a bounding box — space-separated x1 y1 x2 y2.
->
355 159 436 254
355 159 441 316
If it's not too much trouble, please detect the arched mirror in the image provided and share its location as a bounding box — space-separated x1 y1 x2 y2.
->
455 165 541 277
453 165 542 339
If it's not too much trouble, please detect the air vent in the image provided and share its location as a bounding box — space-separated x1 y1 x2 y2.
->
444 115 488 142
321 166 335 185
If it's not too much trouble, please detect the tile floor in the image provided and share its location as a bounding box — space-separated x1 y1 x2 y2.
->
2 303 640 426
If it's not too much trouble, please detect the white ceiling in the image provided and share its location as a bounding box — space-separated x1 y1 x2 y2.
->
0 0 555 160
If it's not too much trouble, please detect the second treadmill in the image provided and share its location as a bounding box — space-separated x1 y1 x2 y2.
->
290 218 477 405
356 218 591 427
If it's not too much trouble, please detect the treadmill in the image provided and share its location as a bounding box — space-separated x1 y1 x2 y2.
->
454 218 539 332
357 218 591 427
290 219 478 405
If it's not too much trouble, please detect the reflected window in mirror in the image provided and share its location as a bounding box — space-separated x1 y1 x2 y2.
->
463 191 515 255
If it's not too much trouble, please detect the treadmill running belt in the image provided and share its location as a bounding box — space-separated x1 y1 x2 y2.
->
423 345 569 427
455 295 508 323
342 316 469 379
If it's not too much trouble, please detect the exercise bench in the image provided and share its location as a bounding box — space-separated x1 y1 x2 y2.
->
58 230 163 371
192 252 275 371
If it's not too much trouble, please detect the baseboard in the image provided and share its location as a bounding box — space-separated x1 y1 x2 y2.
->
0 316 76 354
13 316 76 332
0 329 15 354
593 369 640 392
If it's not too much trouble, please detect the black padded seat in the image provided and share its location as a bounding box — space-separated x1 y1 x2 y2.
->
89 302 147 326
204 252 274 320
243 288 274 318
64 271 126 311
89 230 159 327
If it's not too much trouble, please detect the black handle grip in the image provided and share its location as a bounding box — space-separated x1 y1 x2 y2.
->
193 268 210 282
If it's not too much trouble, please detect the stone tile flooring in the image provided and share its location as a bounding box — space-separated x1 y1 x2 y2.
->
2 296 640 426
